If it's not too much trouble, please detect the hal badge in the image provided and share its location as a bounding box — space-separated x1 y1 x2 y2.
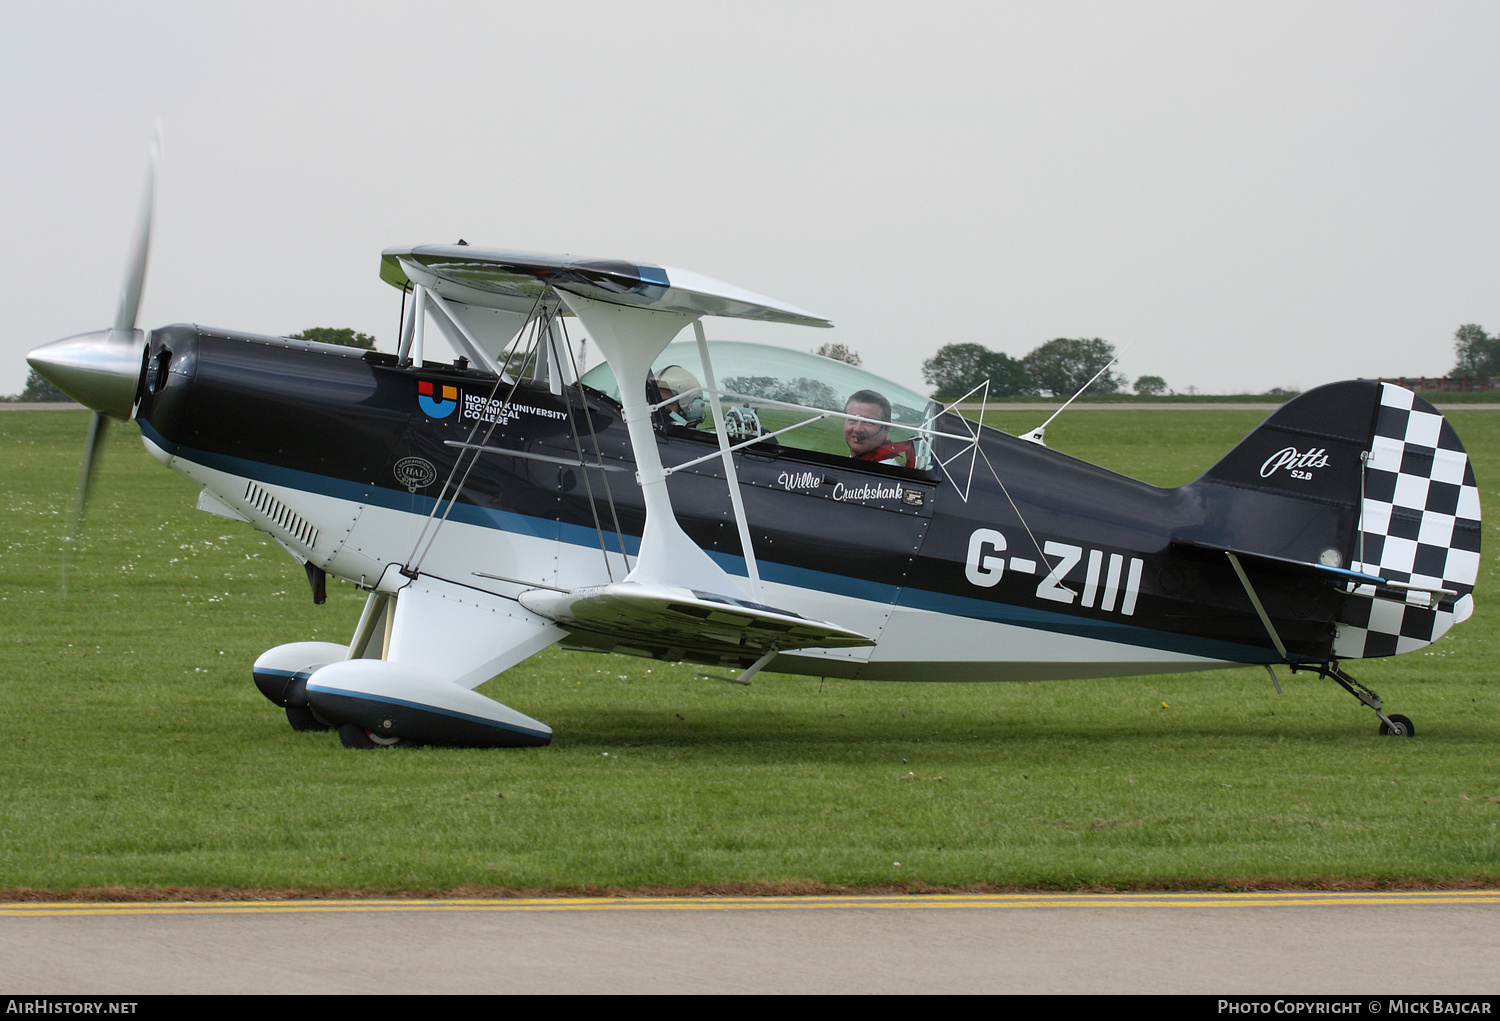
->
393 456 438 492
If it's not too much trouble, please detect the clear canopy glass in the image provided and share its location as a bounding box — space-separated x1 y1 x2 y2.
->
580 340 937 469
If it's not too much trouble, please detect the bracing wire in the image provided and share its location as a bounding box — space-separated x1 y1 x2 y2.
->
404 284 554 574
558 314 633 575
403 284 547 564
551 316 617 582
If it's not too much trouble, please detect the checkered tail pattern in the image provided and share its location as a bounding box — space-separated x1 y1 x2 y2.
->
1333 384 1481 658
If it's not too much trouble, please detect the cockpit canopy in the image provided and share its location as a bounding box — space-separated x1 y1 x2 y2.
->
580 340 937 470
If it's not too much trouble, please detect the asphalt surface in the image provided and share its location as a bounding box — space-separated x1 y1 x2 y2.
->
3 892 1496 994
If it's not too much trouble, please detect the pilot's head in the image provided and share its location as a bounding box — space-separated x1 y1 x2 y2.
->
654 365 706 427
844 389 891 457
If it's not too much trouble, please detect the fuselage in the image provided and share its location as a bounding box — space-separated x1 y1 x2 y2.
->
136 324 1356 682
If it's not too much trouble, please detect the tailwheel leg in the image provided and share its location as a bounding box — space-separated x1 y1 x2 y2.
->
1291 662 1414 737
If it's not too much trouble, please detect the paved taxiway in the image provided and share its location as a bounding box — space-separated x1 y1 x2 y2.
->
3 891 1496 994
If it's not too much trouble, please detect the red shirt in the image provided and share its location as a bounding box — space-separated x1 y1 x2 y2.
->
856 440 914 467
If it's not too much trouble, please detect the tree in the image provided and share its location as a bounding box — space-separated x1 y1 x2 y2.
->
921 343 1034 400
290 327 376 350
15 369 69 403
814 342 861 366
1022 337 1123 397
1134 375 1168 396
1450 324 1498 378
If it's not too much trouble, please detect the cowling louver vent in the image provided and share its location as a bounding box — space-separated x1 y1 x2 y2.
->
245 481 319 549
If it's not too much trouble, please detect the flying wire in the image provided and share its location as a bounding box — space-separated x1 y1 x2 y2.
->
411 307 546 571
404 284 553 574
558 313 633 577
550 316 615 581
974 441 1061 585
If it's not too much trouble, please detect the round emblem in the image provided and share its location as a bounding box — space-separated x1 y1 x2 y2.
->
393 456 438 492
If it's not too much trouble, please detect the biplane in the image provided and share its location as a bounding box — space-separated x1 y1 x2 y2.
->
27 139 1480 747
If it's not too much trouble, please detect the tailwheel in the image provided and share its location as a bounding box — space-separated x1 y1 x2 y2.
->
1290 661 1414 738
1379 713 1416 737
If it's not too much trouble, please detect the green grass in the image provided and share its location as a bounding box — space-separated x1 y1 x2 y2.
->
0 410 1496 894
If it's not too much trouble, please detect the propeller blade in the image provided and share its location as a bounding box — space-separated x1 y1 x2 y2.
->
62 411 111 598
50 122 160 599
75 410 111 524
112 123 160 335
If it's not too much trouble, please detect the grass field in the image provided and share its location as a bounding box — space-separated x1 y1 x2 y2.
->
0 408 1496 895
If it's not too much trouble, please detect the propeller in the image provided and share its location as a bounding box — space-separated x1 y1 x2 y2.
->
27 125 160 588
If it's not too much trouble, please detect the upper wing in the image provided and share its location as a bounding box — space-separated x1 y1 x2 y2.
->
381 245 832 328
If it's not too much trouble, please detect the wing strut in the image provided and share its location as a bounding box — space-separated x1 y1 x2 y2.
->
695 647 777 686
558 313 634 578
554 291 740 594
693 320 761 599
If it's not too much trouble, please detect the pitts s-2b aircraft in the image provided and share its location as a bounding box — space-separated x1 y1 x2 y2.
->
30 150 1480 748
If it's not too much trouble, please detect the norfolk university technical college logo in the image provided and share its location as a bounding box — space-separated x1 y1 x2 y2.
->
418 380 457 418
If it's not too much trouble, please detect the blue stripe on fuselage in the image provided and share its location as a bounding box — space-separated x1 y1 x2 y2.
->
142 421 1274 664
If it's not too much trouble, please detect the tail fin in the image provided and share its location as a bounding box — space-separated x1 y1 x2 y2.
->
1186 381 1480 660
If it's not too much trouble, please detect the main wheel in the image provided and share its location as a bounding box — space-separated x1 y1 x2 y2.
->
1379 713 1416 737
338 723 376 749
286 706 331 732
338 723 405 748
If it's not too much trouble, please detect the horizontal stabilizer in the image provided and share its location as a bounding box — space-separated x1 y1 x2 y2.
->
1171 539 1386 585
1171 539 1455 607
518 582 874 663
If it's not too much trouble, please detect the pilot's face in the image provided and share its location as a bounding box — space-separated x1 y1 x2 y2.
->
844 400 889 456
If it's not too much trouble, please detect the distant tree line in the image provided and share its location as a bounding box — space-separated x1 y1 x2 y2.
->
1450 324 1498 377
813 342 861 366
922 338 1153 400
7 369 69 403
289 328 376 349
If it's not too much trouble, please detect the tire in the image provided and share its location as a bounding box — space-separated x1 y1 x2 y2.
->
1379 713 1416 737
338 723 376 749
286 706 331 732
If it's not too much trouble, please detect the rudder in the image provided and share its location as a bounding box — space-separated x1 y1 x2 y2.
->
1335 383 1480 658
1188 380 1480 661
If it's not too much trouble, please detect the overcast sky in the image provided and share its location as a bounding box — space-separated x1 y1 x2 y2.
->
3 1 1497 397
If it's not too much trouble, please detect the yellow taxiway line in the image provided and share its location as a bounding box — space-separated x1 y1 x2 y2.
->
3 890 1497 918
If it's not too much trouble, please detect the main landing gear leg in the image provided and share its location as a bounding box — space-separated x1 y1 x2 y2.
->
1291 662 1415 737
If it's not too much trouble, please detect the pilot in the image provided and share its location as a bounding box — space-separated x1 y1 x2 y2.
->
844 389 914 467
651 365 707 428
